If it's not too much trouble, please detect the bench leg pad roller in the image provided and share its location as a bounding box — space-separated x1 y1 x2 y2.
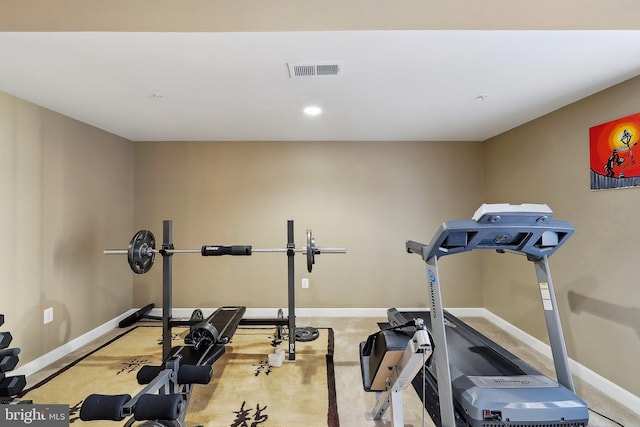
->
134 394 184 421
178 364 212 385
80 393 132 421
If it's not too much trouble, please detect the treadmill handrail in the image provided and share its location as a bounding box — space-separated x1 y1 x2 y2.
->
406 204 574 261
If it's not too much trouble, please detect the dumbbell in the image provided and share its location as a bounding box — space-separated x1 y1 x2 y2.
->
0 348 20 373
0 332 12 349
0 373 26 397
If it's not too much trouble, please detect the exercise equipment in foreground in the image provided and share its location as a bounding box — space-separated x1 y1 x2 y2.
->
85 220 343 425
112 220 345 361
360 204 589 427
81 305 246 427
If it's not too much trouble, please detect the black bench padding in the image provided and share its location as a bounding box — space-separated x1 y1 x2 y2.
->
80 393 131 421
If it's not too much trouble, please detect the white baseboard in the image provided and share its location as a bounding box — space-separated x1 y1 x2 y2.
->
14 306 640 416
12 309 139 379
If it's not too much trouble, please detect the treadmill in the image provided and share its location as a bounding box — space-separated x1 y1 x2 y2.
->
360 204 589 427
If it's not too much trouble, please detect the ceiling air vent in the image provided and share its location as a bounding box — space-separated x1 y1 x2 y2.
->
287 62 343 78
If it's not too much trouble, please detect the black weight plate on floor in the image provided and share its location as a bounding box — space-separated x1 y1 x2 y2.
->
295 326 319 342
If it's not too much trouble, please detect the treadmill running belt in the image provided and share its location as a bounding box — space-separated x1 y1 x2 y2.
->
393 310 529 378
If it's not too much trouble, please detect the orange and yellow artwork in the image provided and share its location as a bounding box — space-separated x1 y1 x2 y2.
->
590 112 640 190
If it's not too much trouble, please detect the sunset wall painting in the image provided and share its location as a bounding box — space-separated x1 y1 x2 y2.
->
590 112 640 190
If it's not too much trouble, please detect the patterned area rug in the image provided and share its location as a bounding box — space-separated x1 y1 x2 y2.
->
19 326 339 426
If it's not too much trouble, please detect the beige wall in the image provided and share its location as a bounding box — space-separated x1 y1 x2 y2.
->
0 91 134 365
483 75 640 396
1 0 639 31
129 140 484 310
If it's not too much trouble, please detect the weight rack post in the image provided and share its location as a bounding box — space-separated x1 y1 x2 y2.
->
287 220 296 361
162 220 173 360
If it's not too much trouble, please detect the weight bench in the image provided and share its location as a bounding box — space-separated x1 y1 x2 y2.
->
80 305 245 426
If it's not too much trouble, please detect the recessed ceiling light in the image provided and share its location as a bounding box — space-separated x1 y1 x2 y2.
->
303 106 322 116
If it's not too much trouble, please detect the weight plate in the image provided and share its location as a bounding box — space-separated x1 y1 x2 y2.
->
190 309 204 321
276 308 284 340
295 326 319 342
190 322 219 351
306 229 315 273
128 230 156 274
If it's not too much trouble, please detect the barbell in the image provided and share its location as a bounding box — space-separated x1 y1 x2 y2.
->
104 229 346 274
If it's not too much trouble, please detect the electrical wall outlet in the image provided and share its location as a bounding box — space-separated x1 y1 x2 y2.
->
44 307 53 324
302 278 309 289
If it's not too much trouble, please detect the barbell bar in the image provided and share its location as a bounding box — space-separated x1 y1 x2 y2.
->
104 229 346 274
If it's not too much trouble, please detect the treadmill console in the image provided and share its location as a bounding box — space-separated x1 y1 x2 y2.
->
407 203 574 262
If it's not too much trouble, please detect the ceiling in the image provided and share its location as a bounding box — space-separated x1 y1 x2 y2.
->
1 30 639 142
